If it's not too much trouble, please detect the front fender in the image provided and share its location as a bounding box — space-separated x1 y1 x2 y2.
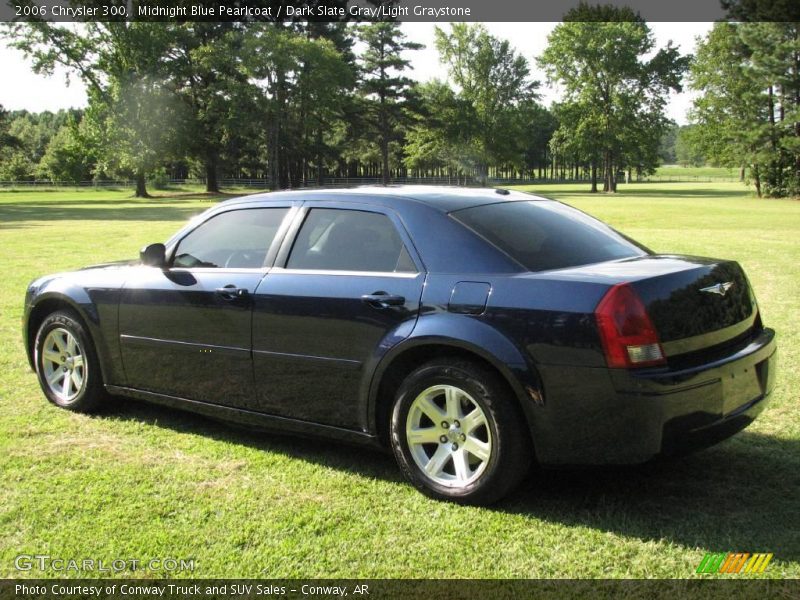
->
24 273 125 386
363 312 544 437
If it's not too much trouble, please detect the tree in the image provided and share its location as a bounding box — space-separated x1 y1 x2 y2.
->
538 3 689 192
689 22 800 196
674 125 706 168
357 23 422 185
435 24 540 185
658 123 679 164
242 24 355 189
0 106 14 145
0 105 21 178
549 100 605 190
162 23 257 193
404 80 476 180
38 120 94 183
4 22 180 196
93 78 185 195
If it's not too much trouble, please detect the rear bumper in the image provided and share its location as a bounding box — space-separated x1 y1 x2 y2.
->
532 328 777 465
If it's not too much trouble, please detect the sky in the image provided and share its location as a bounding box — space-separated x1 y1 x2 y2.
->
0 22 712 124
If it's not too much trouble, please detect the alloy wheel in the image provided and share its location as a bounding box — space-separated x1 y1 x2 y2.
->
405 384 493 487
41 327 86 404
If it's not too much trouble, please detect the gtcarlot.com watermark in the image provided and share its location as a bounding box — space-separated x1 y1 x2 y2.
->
14 554 195 573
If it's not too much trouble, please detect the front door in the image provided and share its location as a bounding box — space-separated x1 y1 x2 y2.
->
118 206 290 409
252 206 425 429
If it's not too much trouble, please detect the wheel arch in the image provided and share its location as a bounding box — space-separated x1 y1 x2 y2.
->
25 292 112 384
368 335 543 450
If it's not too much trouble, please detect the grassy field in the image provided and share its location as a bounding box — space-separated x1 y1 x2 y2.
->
653 166 743 180
0 181 798 579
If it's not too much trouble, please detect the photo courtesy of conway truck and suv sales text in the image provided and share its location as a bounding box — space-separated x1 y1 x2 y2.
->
22 187 777 505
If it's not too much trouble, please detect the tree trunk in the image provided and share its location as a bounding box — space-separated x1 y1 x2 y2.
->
381 137 390 186
134 170 149 198
767 85 778 190
316 128 324 187
753 163 762 198
205 159 219 193
590 161 598 193
603 150 614 192
740 165 745 182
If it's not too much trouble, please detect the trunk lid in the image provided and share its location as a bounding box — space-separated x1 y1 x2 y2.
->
541 254 757 356
618 255 756 356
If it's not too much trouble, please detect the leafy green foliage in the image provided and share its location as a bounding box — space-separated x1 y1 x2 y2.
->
539 7 690 191
242 24 356 189
0 108 90 181
431 24 540 183
356 23 422 184
37 119 94 183
4 23 185 195
690 22 800 197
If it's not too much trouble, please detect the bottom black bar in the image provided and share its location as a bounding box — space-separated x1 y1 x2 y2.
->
0 580 798 600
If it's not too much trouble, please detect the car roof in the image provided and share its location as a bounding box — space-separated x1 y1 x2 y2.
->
221 185 547 213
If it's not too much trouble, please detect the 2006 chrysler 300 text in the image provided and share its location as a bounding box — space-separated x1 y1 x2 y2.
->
22 187 777 504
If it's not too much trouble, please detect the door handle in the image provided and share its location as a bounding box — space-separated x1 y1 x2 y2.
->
361 292 405 308
216 286 250 302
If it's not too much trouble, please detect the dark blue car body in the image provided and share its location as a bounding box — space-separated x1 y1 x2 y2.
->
23 187 777 466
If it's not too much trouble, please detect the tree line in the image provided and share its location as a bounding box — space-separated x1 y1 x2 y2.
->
1 7 798 197
689 22 800 197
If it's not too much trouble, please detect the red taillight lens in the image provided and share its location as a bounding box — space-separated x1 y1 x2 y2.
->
595 283 666 368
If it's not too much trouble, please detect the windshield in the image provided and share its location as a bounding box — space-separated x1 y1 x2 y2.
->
451 200 648 272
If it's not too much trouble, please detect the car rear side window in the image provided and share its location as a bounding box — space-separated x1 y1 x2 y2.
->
287 208 416 273
172 208 289 269
451 201 647 272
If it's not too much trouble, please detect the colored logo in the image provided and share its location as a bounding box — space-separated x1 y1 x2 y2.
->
696 552 773 574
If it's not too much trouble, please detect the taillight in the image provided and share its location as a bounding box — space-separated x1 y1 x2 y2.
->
595 283 666 368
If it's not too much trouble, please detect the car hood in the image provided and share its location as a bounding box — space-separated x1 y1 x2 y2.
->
27 259 139 296
79 258 139 270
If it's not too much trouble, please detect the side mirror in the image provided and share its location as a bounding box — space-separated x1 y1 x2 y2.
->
140 243 167 267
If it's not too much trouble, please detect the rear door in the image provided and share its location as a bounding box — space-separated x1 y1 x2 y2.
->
118 206 293 409
251 203 426 429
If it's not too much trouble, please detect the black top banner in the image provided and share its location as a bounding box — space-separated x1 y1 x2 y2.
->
2 0 800 22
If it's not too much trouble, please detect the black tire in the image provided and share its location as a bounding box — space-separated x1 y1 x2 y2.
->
33 310 107 413
390 358 532 505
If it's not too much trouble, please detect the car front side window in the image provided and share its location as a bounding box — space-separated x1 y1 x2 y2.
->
286 208 416 273
172 208 289 269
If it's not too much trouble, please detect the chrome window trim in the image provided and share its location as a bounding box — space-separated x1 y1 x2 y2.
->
166 267 270 275
270 267 421 279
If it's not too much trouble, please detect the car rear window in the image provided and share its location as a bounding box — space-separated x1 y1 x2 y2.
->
450 200 647 272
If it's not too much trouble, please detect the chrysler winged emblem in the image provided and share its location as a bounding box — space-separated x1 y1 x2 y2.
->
700 281 734 296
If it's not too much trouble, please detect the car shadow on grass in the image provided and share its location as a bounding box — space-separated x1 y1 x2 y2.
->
503 433 800 562
100 395 400 479
99 396 799 562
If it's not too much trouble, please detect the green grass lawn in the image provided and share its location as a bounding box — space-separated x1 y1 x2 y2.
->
1 182 798 579
653 166 743 180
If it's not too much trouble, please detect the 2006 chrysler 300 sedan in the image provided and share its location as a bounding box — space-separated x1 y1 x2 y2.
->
23 186 777 504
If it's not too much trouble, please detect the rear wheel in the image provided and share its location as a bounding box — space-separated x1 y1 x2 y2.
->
34 310 106 412
390 358 532 505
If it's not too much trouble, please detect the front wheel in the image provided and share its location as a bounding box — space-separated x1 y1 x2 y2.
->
390 358 532 505
33 310 106 412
